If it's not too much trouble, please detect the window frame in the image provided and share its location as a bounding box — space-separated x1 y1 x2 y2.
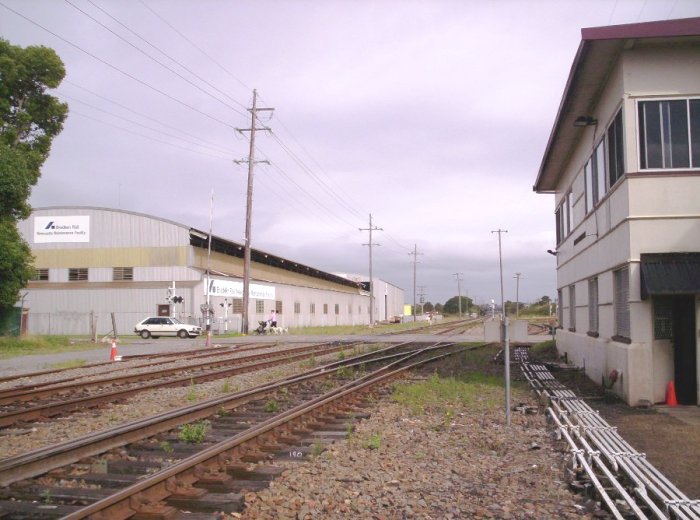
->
68 267 88 281
588 277 599 335
568 284 576 332
294 302 301 314
113 267 133 281
613 266 631 340
638 97 699 171
255 299 265 314
34 268 49 281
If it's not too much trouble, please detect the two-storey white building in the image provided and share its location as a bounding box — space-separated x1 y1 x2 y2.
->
534 17 700 406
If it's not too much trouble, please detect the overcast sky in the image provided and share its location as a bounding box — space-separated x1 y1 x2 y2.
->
2 0 699 307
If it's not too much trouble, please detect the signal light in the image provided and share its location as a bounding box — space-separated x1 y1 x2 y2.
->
172 296 183 304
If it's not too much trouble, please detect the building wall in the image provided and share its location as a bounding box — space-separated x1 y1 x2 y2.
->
551 44 700 405
17 208 403 336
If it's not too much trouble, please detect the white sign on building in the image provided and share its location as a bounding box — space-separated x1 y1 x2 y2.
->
34 216 90 243
206 279 275 300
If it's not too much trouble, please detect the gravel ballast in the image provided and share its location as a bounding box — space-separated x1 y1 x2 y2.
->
239 379 601 520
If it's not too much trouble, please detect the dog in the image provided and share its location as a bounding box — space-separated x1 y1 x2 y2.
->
270 326 288 335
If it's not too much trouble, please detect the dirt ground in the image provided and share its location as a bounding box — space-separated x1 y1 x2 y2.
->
533 359 700 500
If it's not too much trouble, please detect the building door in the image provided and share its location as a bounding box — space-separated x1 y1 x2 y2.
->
672 296 697 405
157 304 171 317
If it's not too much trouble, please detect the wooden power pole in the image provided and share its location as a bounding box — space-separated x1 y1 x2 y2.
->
235 89 273 334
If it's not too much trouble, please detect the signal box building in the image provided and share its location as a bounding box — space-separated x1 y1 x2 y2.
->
17 207 404 336
534 18 700 406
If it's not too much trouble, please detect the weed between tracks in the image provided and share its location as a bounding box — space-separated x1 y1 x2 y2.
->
392 344 526 416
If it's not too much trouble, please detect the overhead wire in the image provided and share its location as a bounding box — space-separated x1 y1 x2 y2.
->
81 0 250 113
58 90 234 156
138 0 251 93
69 109 235 160
254 147 360 229
0 0 235 129
64 80 232 154
62 0 248 119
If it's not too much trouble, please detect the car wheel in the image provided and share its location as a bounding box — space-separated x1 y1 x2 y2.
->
140 330 151 339
177 329 188 339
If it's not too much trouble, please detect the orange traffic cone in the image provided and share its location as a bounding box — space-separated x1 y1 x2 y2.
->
109 338 118 362
666 380 678 407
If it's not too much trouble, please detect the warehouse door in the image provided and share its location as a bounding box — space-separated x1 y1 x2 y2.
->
672 296 697 405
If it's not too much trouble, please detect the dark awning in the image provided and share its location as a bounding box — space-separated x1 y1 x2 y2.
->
640 253 700 299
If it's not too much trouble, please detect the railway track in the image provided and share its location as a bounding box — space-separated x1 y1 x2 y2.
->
0 340 469 519
0 341 367 429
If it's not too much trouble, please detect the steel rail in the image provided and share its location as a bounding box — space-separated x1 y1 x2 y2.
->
0 343 272 398
0 345 343 429
0 340 464 487
0 341 343 405
60 344 468 519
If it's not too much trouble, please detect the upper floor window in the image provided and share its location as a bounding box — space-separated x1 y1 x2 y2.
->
68 268 88 281
638 98 700 170
34 268 49 281
555 190 573 244
584 109 624 215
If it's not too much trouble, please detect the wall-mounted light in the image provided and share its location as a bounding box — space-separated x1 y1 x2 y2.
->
574 116 597 127
547 249 558 256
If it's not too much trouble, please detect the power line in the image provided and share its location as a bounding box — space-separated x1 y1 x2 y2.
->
63 80 231 153
79 0 250 115
138 0 251 93
62 0 247 118
58 91 234 156
0 1 234 129
70 109 234 159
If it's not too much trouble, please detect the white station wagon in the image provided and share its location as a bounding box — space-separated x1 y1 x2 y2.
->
134 317 202 339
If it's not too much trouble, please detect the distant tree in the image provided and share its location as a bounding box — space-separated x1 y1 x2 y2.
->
434 303 443 313
0 39 68 309
443 296 473 315
423 301 434 313
0 219 34 308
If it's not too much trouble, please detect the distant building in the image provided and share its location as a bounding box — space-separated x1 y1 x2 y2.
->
334 273 404 323
534 18 700 406
17 207 404 336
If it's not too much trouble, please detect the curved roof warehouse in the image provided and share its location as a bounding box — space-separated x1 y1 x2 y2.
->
17 207 404 336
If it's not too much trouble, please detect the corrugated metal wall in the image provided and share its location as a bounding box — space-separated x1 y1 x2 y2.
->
18 208 403 335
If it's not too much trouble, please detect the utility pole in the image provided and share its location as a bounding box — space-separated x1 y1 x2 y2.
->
514 272 523 319
417 285 427 316
453 272 463 317
491 228 511 427
359 214 382 327
408 244 423 322
205 190 214 348
235 89 273 334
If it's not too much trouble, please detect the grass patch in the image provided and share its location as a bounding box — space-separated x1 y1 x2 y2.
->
0 335 101 359
179 421 208 443
289 320 437 336
393 371 504 415
530 340 558 362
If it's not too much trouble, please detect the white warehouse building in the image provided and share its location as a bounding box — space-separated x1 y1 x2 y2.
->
17 207 405 336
